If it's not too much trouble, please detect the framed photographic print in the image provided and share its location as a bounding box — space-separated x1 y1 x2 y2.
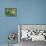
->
5 8 17 16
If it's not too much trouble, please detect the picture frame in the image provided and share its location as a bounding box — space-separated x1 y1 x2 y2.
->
5 8 17 16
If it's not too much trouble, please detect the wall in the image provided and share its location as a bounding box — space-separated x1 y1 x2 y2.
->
0 0 46 44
